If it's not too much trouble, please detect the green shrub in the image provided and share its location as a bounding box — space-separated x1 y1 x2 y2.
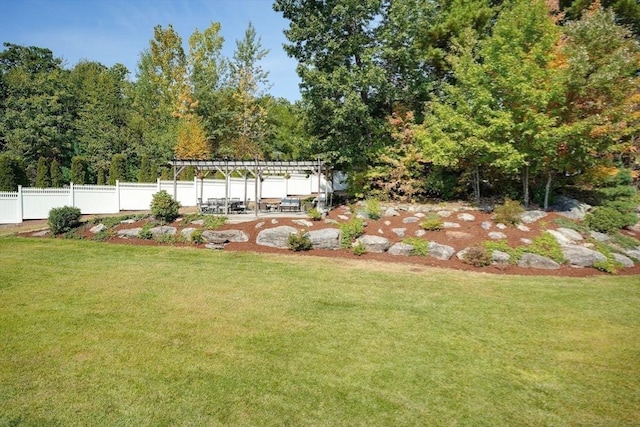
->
91 230 112 241
70 156 88 184
0 154 29 191
402 237 429 256
150 190 181 224
203 215 227 230
586 206 635 233
365 199 382 220
154 233 176 244
420 213 443 231
307 208 322 221
48 206 82 235
138 223 154 240
352 241 367 256
610 232 640 250
462 245 492 267
339 217 366 248
553 217 589 234
287 230 313 252
484 240 523 264
493 198 524 226
593 259 623 275
190 229 204 244
528 232 565 264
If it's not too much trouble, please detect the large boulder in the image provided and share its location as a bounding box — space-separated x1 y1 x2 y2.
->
428 242 455 260
556 227 584 241
546 229 575 246
520 210 547 224
388 242 414 256
550 196 591 220
90 223 107 234
492 250 511 265
202 229 249 244
356 235 391 253
612 253 634 268
256 226 297 248
181 227 196 240
150 226 177 236
561 244 606 267
518 253 560 269
308 228 341 250
116 228 142 238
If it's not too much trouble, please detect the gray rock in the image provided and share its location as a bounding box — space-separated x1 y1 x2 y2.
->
384 220 391 226
32 229 50 237
496 223 507 230
612 253 634 268
589 231 610 242
181 227 196 240
205 243 225 250
624 249 640 261
324 219 339 225
492 250 511 264
443 222 461 228
428 241 455 260
256 226 297 248
517 224 530 232
520 210 548 224
293 219 314 228
391 228 407 238
377 228 384 235
446 231 472 240
271 219 279 224
255 221 265 229
436 210 452 218
414 212 426 218
518 253 560 269
384 207 400 217
116 228 142 238
120 218 136 224
90 223 107 234
388 242 414 256
403 217 419 224
415 230 426 237
202 229 249 244
520 238 533 245
456 247 469 260
557 227 584 241
457 213 476 222
546 229 574 245
337 215 350 221
308 228 341 250
561 244 605 267
150 226 177 236
488 232 507 240
551 196 592 220
190 219 204 226
481 221 492 230
356 235 390 253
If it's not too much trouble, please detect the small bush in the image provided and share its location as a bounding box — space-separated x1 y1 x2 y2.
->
203 215 227 230
462 245 492 267
48 206 82 235
150 190 181 224
154 233 176 244
190 229 204 244
307 208 322 221
287 230 313 252
484 240 523 264
586 206 635 233
420 213 443 231
365 199 382 220
352 241 367 256
593 259 623 275
610 232 640 250
339 217 366 248
402 237 429 256
528 232 565 264
493 198 524 226
553 217 589 234
138 223 153 240
91 230 112 241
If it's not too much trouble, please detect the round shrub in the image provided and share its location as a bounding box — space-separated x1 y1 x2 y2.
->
287 230 312 251
48 206 82 235
586 206 636 233
493 198 524 226
462 245 492 267
150 190 181 223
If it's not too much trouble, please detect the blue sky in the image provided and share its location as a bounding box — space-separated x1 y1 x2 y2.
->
0 0 301 101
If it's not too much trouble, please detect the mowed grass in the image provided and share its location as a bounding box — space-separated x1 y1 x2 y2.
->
1 238 639 426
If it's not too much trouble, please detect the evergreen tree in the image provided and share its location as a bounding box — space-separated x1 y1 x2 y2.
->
108 153 127 185
35 156 50 187
0 154 29 191
50 158 63 187
70 156 88 185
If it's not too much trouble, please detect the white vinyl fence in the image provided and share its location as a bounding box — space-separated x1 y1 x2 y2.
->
0 173 343 224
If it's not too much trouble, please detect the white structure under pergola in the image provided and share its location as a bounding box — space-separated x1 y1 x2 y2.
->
170 158 330 216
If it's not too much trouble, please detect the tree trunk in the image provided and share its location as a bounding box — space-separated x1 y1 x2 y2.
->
543 171 552 211
522 166 529 208
474 164 481 204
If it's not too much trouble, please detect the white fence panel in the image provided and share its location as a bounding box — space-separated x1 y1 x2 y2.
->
287 174 312 196
74 185 119 214
0 192 20 223
261 176 287 198
199 179 226 200
22 188 70 220
159 180 197 207
119 183 158 211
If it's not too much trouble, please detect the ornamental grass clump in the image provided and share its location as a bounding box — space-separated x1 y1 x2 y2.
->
307 208 322 221
365 199 382 220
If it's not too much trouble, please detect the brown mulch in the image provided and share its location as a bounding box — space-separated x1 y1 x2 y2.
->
14 205 640 277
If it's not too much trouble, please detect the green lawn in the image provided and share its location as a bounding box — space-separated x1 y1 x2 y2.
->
1 237 639 426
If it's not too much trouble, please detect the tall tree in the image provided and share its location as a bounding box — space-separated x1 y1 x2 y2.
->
35 156 50 187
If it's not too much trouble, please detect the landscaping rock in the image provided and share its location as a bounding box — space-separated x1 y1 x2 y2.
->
90 223 107 234
556 227 583 241
120 219 136 224
384 207 400 217
443 222 461 228
403 217 419 224
356 235 391 253
612 253 634 268
547 229 575 245
446 231 472 240
456 247 469 260
561 244 606 267
428 241 455 260
293 219 314 228
391 228 407 238
517 224 530 232
492 250 511 265
256 226 297 248
520 238 533 245
624 249 640 260
324 219 339 225
496 223 507 230
271 219 279 224
338 215 350 221
388 242 414 256
457 213 475 222
520 210 547 224
589 231 610 242
481 221 492 230
116 228 142 238
436 210 452 217
255 222 265 229
308 228 341 250
384 220 391 226
518 253 560 269
190 219 204 226
488 232 507 240
203 229 249 244
551 196 591 220
32 229 50 237
205 243 225 250
415 230 426 237
150 226 177 236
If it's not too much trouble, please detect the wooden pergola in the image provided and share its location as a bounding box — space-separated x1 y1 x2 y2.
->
170 158 330 216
